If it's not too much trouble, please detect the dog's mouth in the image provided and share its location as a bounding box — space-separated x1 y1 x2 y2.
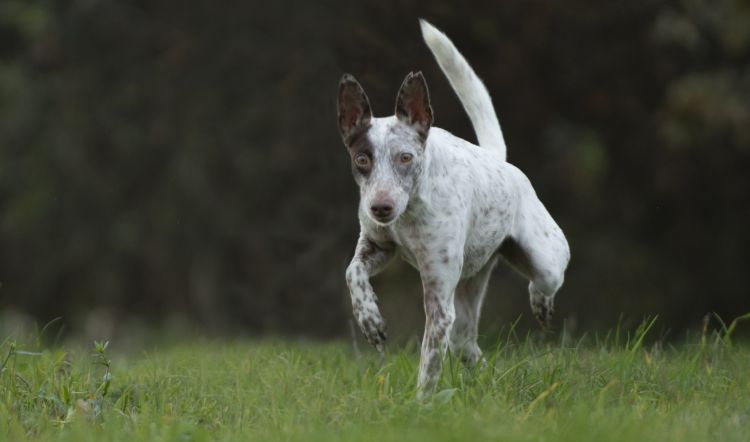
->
370 213 397 225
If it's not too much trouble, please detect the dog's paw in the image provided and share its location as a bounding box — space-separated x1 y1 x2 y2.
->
531 296 554 331
356 311 387 353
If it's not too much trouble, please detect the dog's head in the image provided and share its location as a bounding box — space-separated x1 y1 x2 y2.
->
337 72 433 226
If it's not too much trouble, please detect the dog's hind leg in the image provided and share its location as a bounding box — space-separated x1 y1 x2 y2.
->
450 257 497 367
499 197 570 329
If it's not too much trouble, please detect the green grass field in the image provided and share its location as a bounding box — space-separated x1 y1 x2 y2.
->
2 317 749 441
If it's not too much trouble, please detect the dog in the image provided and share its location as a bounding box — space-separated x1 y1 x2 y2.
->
337 19 570 395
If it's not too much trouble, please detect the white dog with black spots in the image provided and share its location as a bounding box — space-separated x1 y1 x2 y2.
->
339 20 570 396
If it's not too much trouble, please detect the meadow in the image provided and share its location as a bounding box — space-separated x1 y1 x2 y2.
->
1 316 749 442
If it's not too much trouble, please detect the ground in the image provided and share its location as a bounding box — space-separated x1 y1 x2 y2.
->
1 318 749 441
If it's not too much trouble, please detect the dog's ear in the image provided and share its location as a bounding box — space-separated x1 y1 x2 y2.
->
395 71 433 141
338 74 372 145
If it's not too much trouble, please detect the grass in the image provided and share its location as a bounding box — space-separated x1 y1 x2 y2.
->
1 315 750 441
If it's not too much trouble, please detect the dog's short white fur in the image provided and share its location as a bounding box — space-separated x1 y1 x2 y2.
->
338 19 570 395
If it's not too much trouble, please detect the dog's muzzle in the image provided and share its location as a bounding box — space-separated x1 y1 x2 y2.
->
370 200 395 223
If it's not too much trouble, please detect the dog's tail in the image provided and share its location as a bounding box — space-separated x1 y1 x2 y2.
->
419 19 506 161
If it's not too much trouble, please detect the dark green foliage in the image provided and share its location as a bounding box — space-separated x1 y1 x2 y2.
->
0 1 748 335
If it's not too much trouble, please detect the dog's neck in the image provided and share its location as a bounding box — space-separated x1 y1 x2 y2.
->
397 130 439 223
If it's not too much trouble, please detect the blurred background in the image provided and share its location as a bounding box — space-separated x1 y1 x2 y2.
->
0 0 748 342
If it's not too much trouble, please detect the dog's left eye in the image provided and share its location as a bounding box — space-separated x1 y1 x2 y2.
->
354 153 371 169
400 153 413 164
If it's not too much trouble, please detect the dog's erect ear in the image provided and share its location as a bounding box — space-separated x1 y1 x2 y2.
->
395 71 433 141
338 74 372 145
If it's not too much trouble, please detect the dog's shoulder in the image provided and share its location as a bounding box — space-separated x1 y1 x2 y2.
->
425 127 514 188
426 128 504 164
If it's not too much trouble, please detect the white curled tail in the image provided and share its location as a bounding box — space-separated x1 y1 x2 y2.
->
419 19 506 161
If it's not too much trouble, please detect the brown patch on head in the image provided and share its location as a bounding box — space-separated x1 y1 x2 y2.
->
338 74 372 146
347 128 375 176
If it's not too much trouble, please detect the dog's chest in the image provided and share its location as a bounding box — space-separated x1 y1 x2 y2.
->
363 136 518 279
388 221 508 279
377 203 512 280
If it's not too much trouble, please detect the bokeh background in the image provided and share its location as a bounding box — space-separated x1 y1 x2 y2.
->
0 0 748 342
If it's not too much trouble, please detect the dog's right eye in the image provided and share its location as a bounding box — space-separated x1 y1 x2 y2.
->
354 154 371 169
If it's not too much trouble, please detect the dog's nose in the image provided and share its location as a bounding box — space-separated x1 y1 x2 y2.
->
370 201 394 220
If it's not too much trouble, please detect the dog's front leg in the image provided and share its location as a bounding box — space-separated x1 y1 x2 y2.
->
345 233 394 353
417 256 462 396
